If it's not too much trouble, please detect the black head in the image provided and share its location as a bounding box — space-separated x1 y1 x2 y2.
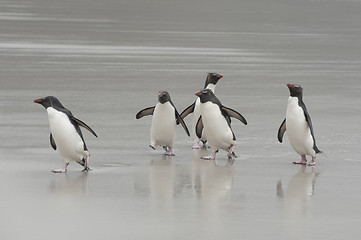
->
158 91 171 104
34 96 65 109
195 89 217 104
287 83 303 98
204 72 223 88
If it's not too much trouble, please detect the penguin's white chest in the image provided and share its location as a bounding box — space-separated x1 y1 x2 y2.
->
200 102 235 150
47 108 86 162
192 84 216 140
150 102 176 147
192 98 203 138
286 97 314 156
206 84 216 92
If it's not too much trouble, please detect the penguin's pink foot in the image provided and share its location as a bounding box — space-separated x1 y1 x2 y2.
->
82 166 91 172
52 163 68 173
52 169 67 173
308 157 316 166
165 147 175 156
227 145 235 159
82 156 90 172
192 141 202 149
201 151 216 160
293 155 307 165
293 160 307 165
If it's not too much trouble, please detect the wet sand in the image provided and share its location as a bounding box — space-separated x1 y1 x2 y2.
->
1 0 361 239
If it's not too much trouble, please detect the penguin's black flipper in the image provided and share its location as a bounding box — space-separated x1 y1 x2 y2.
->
175 110 190 137
70 116 98 137
136 106 155 119
301 107 322 153
50 133 57 150
180 101 195 119
195 116 204 139
299 102 316 139
277 118 286 143
221 106 247 125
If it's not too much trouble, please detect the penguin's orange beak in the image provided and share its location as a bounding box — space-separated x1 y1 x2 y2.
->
287 83 293 88
34 98 42 103
195 91 202 96
218 74 223 78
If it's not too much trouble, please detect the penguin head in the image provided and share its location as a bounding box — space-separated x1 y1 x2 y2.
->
195 89 215 103
204 72 223 88
34 96 64 109
287 83 303 98
158 91 171 104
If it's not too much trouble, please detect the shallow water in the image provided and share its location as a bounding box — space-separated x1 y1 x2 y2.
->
1 0 361 239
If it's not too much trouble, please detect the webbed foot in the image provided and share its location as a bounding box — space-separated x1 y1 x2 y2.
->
307 157 316 166
293 155 307 165
293 160 307 165
52 163 68 173
51 169 67 173
165 146 175 156
201 151 216 160
192 141 202 149
82 167 91 172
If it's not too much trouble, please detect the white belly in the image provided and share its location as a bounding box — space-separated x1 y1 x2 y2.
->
286 97 315 156
150 102 176 147
192 84 216 141
47 108 87 163
192 98 206 141
200 102 235 151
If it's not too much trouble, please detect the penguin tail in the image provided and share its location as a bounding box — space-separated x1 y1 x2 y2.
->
314 146 327 157
315 147 322 154
77 155 90 167
77 158 86 167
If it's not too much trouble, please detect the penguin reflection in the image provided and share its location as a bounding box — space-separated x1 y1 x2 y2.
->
277 166 319 238
192 150 234 210
149 156 175 210
49 172 89 196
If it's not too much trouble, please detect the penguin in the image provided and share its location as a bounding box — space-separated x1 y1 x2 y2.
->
34 96 98 173
180 73 223 149
278 83 322 166
194 89 247 160
136 91 190 156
